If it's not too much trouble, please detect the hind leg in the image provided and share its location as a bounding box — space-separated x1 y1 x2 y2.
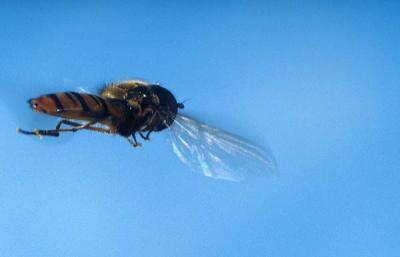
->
17 120 111 137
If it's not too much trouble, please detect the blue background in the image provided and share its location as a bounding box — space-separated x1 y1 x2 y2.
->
1 1 399 257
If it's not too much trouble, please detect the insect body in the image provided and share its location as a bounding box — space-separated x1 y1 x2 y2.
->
19 80 276 181
18 80 183 147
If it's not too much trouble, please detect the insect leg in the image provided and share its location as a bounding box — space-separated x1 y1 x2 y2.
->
139 130 152 141
17 120 110 138
17 128 60 137
137 111 158 140
17 119 83 137
81 126 113 134
55 120 113 134
127 133 142 148
55 119 81 130
17 122 90 137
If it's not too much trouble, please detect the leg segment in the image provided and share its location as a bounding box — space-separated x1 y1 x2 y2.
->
127 133 142 148
139 130 152 141
17 120 112 138
56 120 113 134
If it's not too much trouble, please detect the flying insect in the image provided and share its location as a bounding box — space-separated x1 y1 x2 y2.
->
18 80 276 181
18 80 182 147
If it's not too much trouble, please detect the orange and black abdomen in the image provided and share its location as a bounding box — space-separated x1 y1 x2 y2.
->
30 92 110 121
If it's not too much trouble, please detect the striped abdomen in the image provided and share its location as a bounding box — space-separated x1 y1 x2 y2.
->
29 92 110 120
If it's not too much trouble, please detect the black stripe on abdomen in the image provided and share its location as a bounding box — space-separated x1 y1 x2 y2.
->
70 92 90 113
88 94 102 106
97 97 109 117
65 92 78 105
47 94 64 112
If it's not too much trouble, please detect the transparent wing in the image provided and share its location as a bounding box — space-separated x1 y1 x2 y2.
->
168 114 277 181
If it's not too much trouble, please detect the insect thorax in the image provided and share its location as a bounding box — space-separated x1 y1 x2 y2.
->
100 80 180 133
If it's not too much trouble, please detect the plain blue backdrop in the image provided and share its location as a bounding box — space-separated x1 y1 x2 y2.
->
1 1 399 257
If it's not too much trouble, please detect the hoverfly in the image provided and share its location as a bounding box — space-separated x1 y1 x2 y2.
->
18 80 276 181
